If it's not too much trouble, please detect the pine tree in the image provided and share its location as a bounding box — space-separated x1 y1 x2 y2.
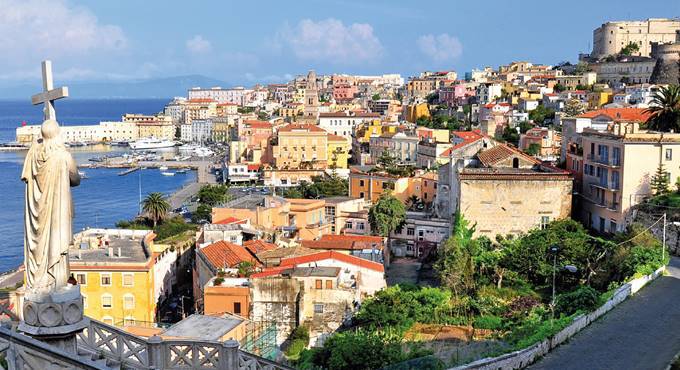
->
651 163 670 195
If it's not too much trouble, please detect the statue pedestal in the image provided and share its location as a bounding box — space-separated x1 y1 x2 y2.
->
18 284 88 354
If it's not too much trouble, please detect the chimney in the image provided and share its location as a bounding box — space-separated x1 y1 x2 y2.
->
117 247 122 258
108 247 113 257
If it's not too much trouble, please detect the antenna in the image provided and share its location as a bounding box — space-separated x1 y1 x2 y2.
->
138 168 142 215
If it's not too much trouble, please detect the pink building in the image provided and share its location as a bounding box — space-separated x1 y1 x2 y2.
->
238 120 273 150
439 83 476 106
333 84 358 101
479 102 511 122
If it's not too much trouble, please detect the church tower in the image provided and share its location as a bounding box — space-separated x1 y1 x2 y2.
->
302 70 320 123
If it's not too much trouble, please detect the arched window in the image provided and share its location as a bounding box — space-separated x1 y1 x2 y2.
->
512 157 519 168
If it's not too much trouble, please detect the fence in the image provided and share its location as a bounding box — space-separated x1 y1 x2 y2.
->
448 266 666 370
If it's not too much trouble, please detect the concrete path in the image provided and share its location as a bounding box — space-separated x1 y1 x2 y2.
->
528 257 680 370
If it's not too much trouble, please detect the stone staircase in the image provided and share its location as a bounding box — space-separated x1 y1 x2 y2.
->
77 346 121 370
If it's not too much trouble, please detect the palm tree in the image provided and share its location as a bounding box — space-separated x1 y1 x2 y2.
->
407 195 420 210
644 85 680 133
142 192 170 227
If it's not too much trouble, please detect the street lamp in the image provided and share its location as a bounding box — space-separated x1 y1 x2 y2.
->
549 245 578 326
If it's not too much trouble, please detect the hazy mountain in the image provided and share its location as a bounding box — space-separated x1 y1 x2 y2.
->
0 75 230 99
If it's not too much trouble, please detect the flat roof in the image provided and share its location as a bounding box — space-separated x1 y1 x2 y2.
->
69 230 150 264
162 314 245 341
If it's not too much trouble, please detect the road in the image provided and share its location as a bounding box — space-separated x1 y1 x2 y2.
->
528 257 680 370
168 182 202 210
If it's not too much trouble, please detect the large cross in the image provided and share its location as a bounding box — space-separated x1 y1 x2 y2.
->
31 60 68 121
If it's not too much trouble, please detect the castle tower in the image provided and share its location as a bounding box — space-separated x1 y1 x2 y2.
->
650 42 680 85
302 70 319 123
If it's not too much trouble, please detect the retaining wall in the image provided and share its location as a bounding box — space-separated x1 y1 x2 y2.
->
449 266 665 370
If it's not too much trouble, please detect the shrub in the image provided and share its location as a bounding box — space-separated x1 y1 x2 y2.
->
474 315 503 330
286 339 307 361
555 286 599 316
213 277 224 286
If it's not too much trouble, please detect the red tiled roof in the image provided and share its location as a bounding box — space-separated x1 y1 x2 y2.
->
243 240 277 255
278 124 327 133
217 103 238 106
301 235 383 251
327 134 347 142
188 98 215 103
247 164 261 171
476 144 540 167
577 108 651 122
483 102 511 108
199 241 260 269
278 250 384 272
213 217 248 225
243 120 272 128
448 130 484 152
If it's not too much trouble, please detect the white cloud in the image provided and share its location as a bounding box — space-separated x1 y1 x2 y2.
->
417 33 463 62
0 0 126 66
186 35 212 54
277 18 383 64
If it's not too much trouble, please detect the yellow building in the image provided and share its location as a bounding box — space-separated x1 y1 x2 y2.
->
68 229 177 327
587 91 613 109
124 114 175 140
356 119 400 144
272 124 329 169
327 134 350 169
403 103 431 123
348 166 414 203
280 103 303 119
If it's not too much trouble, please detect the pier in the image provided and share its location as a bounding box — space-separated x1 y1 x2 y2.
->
117 167 140 176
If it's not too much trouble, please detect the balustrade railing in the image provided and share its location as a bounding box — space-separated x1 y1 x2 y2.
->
76 319 293 370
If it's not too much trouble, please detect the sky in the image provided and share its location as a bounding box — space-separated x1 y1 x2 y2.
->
0 0 678 86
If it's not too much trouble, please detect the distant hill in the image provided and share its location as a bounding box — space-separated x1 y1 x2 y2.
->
0 75 230 99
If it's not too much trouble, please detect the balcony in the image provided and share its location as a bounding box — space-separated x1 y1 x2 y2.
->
586 154 621 168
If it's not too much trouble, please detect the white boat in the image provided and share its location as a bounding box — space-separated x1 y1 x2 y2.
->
159 166 169 171
179 144 199 151
193 147 214 157
161 172 175 176
78 171 88 179
129 137 176 150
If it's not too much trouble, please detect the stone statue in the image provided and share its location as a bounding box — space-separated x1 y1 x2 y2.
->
22 119 80 290
22 60 77 292
18 61 86 353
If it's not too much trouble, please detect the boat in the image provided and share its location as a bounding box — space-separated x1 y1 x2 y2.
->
110 141 129 147
161 172 175 176
78 171 88 179
176 168 188 174
129 137 176 150
159 166 169 171
67 141 87 147
193 147 214 157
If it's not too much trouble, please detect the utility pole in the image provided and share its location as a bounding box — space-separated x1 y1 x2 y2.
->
663 213 667 262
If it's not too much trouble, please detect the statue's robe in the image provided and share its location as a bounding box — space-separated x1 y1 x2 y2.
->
22 140 80 290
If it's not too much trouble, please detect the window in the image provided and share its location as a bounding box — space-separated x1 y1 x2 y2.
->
314 304 324 314
666 148 673 161
123 317 136 326
102 316 114 325
345 221 353 229
122 273 134 287
123 294 135 310
100 273 112 286
315 279 323 289
82 294 88 309
609 220 618 234
540 216 550 229
234 302 242 315
359 179 365 187
325 280 333 289
357 222 365 231
512 158 519 168
101 294 112 309
407 228 415 236
76 273 87 285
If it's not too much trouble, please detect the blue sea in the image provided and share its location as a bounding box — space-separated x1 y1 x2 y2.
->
0 99 196 273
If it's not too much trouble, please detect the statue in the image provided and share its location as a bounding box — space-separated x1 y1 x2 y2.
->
18 61 86 353
22 60 79 292
22 119 80 290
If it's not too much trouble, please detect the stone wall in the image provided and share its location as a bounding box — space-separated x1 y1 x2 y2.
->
448 266 665 370
633 208 680 256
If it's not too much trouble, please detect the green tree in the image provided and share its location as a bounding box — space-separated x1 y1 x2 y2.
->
651 163 670 195
529 105 555 124
563 99 585 117
501 126 520 144
407 195 420 210
377 149 397 169
553 83 566 93
368 192 406 248
142 192 170 227
644 85 680 133
372 93 381 101
620 41 640 56
198 184 232 206
526 143 541 156
435 213 479 298
573 62 590 75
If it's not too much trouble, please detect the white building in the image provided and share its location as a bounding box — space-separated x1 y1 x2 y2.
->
191 119 213 143
164 97 187 124
318 111 379 140
476 83 503 104
180 124 193 142
188 87 252 105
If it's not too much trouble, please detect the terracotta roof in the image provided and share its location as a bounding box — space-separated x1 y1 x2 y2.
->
256 245 318 260
301 235 384 251
278 124 327 133
213 217 248 225
279 250 384 272
448 130 484 152
327 134 347 142
199 241 260 269
243 240 278 255
577 108 651 122
247 164 261 171
483 102 511 108
319 112 380 118
243 120 272 129
476 144 540 167
188 98 215 103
